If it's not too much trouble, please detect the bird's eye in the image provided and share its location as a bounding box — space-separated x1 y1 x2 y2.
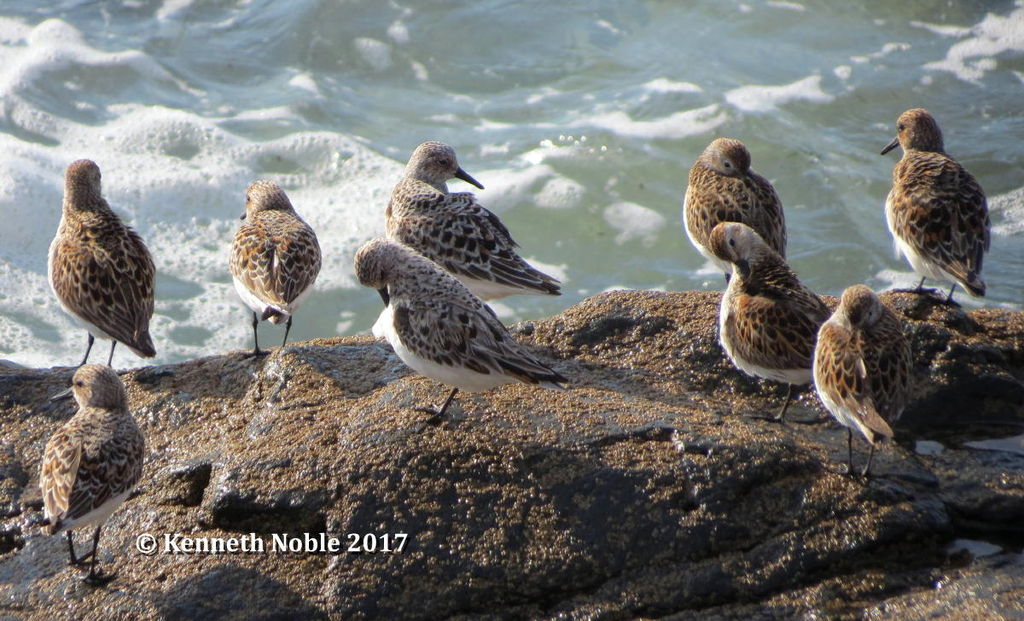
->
728 238 735 247
74 380 84 387
723 161 732 168
898 124 905 131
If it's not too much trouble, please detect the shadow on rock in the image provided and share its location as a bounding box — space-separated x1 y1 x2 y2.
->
155 564 327 620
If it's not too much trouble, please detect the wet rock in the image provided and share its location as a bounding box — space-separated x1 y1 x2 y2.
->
155 459 214 507
0 289 1020 619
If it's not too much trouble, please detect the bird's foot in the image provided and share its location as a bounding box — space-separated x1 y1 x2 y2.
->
747 412 785 423
82 567 116 587
413 407 445 426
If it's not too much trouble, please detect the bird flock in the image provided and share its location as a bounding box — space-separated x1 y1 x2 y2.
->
35 107 991 584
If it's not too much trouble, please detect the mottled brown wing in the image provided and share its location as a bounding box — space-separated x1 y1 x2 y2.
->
51 224 156 353
686 167 787 258
392 292 565 385
814 322 894 440
745 171 787 257
726 292 824 371
389 193 560 294
271 222 321 305
40 426 83 532
64 422 143 523
230 217 320 307
892 154 989 288
862 311 913 423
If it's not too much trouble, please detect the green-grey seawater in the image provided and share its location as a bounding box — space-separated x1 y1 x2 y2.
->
0 0 1020 367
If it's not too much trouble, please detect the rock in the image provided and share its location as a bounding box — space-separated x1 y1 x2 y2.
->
0 289 1021 619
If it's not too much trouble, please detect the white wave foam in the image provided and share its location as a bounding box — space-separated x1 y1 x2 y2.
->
535 177 585 210
387 20 410 45
473 164 554 213
766 1 806 12
569 104 728 140
724 75 832 113
288 73 320 96
603 202 666 246
923 8 1024 82
990 186 1024 237
353 37 393 72
0 83 403 366
0 16 30 44
642 78 703 94
910 21 973 38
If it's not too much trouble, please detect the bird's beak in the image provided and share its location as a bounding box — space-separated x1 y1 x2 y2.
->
377 287 390 306
49 387 73 402
880 137 900 156
454 167 484 190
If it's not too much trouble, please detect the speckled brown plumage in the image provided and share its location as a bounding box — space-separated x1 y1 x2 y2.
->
40 364 144 584
386 141 560 300
882 108 990 299
48 159 156 365
355 237 566 420
708 222 829 420
814 285 912 476
229 180 321 352
683 138 786 275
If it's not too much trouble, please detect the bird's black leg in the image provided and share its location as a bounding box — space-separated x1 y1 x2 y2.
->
436 387 459 418
913 276 927 293
249 312 267 357
945 283 958 304
846 428 854 475
79 334 95 367
82 525 115 587
78 528 114 586
106 341 117 367
751 384 792 422
281 316 293 348
775 384 794 422
66 530 94 566
861 444 877 478
417 387 459 425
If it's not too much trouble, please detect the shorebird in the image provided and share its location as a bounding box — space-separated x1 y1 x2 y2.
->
683 138 786 280
708 222 830 421
881 108 990 302
354 237 567 422
229 180 322 355
49 159 156 366
40 364 145 585
814 285 913 476
386 141 561 300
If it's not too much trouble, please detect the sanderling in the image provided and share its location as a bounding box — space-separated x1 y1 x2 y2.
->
708 222 830 421
881 108 990 302
48 160 156 366
40 364 145 586
229 180 322 355
386 141 561 300
354 237 567 422
813 285 912 477
683 138 787 280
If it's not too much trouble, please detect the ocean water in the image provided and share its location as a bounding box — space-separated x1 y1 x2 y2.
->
0 0 1021 369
